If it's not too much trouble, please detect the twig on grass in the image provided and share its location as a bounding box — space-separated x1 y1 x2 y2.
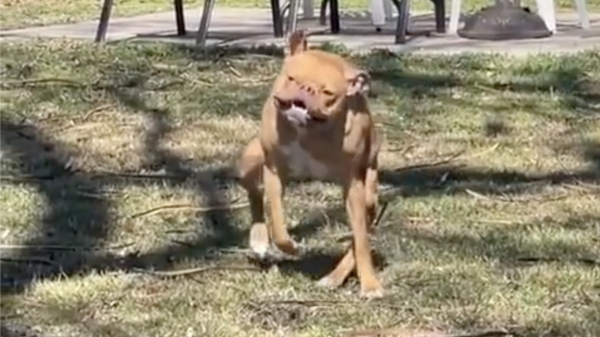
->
348 329 450 337
465 188 569 203
132 265 260 277
394 150 466 172
465 188 505 201
334 201 389 242
516 256 600 266
227 65 242 77
347 328 513 337
82 104 114 121
250 299 361 311
129 201 249 219
372 201 389 229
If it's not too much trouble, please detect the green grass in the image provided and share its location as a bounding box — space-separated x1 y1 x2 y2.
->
1 0 599 30
1 40 599 337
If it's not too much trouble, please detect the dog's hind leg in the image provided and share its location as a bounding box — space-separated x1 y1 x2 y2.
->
317 162 380 294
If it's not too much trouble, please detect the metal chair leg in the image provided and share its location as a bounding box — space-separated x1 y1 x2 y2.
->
320 0 329 25
195 0 216 47
390 0 410 44
285 0 301 35
432 0 446 33
174 0 186 36
270 0 285 37
95 0 114 42
329 0 340 33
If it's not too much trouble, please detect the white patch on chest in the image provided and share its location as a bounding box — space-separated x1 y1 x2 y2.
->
280 141 329 180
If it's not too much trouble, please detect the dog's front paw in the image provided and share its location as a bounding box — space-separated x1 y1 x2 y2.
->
249 223 270 259
316 275 345 289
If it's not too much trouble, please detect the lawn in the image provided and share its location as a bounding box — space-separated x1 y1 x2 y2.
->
0 40 599 337
1 0 599 30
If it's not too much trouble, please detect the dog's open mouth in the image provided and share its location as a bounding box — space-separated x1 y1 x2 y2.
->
280 100 327 126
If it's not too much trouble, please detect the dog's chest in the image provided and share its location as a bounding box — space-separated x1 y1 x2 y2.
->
280 140 330 180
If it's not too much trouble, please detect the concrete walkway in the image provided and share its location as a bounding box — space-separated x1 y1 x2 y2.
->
1 7 599 55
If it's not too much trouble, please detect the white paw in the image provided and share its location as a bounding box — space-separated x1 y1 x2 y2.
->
316 275 342 289
249 223 270 259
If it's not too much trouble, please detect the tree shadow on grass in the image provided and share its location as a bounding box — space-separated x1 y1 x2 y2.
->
0 119 113 293
0 113 246 295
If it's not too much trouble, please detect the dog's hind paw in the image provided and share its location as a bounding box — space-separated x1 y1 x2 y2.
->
360 285 384 299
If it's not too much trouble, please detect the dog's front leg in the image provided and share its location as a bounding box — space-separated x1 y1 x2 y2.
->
263 159 299 256
346 170 382 298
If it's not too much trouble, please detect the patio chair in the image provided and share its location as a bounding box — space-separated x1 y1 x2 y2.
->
280 0 448 44
95 0 187 42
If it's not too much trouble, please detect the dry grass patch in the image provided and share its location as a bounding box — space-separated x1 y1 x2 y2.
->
0 40 599 337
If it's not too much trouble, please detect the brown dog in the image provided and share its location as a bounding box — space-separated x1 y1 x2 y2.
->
236 30 382 298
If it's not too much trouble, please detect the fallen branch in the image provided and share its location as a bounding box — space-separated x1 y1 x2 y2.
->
94 171 187 180
133 265 260 277
0 242 134 252
129 201 250 219
393 143 500 172
395 150 466 172
1 77 185 91
0 77 83 88
0 257 55 265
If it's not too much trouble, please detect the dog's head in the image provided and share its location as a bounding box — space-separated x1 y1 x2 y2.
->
273 30 370 127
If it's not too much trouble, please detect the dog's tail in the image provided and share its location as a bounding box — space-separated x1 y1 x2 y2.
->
288 29 308 56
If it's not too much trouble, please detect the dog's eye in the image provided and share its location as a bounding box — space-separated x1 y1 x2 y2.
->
287 76 295 82
323 89 335 96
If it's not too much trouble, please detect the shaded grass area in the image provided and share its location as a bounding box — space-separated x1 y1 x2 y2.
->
0 40 599 337
2 0 599 30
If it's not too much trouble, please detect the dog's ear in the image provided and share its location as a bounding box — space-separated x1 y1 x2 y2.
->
344 66 370 96
288 29 307 56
